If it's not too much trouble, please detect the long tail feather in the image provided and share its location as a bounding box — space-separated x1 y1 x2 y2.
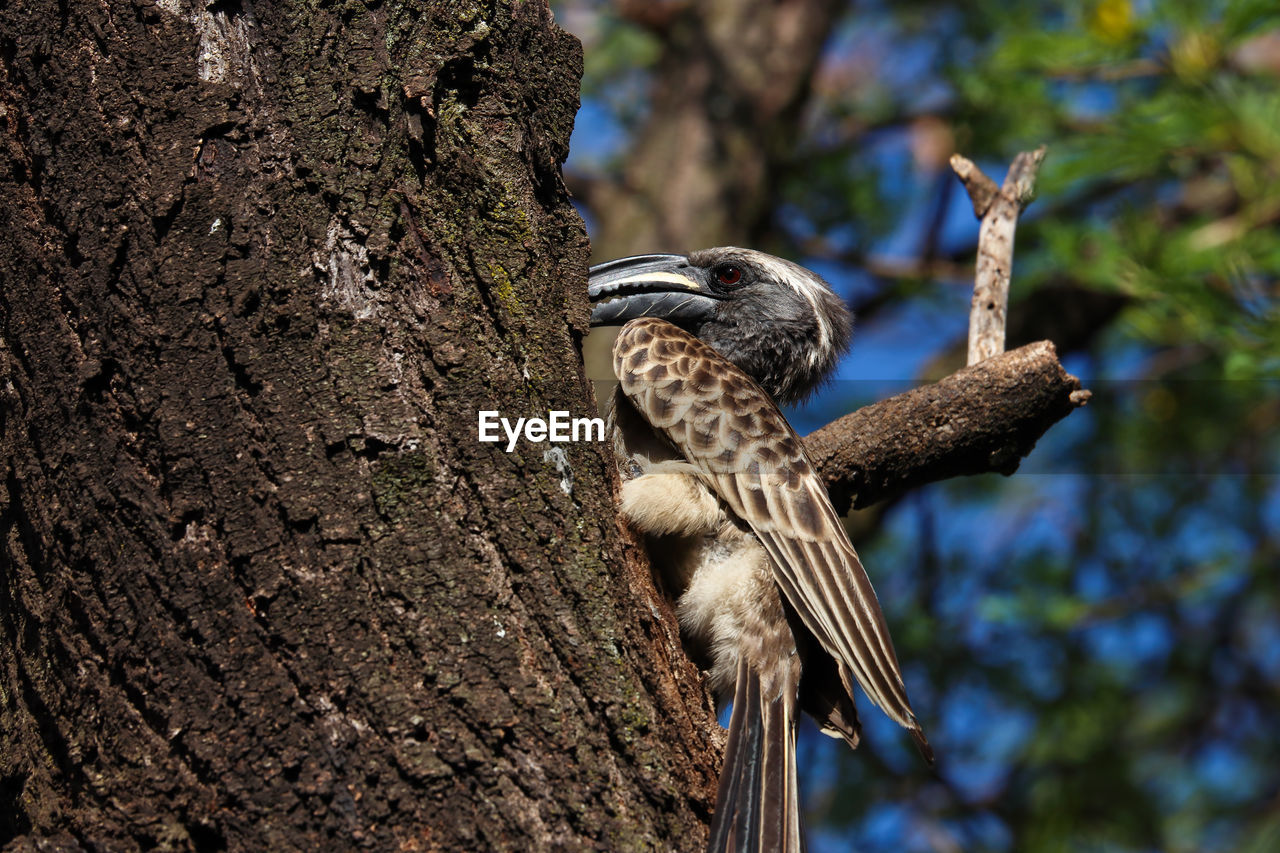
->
708 659 804 853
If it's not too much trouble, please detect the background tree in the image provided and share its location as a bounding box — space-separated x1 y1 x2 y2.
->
560 0 1280 851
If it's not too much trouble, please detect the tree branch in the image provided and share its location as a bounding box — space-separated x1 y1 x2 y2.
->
801 147 1084 515
804 340 1090 515
952 147 1048 365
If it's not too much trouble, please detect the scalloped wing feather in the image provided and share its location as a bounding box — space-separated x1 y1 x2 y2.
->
613 317 927 748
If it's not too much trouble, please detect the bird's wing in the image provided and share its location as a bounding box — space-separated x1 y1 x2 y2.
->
613 317 928 750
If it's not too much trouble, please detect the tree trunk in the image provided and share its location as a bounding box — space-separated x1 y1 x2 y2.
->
0 1 719 850
578 0 843 261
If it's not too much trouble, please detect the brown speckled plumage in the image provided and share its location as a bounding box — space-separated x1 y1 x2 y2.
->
590 248 929 853
613 318 927 746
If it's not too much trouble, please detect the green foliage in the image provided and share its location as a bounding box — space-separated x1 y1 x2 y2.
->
849 1 1280 379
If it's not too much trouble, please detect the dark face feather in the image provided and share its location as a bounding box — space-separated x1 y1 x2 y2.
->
588 248 852 405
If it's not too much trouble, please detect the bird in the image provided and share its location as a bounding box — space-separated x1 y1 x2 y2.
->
588 247 931 853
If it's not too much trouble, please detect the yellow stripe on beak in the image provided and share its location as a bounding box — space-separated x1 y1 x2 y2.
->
609 271 703 290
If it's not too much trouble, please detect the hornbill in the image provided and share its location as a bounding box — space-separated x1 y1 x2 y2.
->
588 247 931 852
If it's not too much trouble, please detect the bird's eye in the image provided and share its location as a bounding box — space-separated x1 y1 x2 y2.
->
715 265 743 286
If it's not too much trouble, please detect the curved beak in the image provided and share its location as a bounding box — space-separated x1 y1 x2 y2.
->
588 253 720 327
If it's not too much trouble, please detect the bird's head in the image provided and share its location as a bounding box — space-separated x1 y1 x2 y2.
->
588 247 852 405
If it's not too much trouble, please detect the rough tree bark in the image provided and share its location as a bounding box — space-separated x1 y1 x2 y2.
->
805 341 1089 515
0 1 721 850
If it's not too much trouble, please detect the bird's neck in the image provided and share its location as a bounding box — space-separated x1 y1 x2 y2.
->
705 325 834 405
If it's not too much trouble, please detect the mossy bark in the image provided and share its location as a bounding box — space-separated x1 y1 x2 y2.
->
0 1 717 850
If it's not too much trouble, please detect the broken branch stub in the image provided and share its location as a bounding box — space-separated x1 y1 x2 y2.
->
951 146 1048 365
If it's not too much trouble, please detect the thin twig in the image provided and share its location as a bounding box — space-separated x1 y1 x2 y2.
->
1044 58 1164 81
951 146 1048 365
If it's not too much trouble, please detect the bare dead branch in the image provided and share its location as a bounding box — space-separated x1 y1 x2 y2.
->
952 146 1048 365
950 154 1001 219
859 254 975 284
804 340 1090 515
616 0 689 33
1044 58 1165 81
